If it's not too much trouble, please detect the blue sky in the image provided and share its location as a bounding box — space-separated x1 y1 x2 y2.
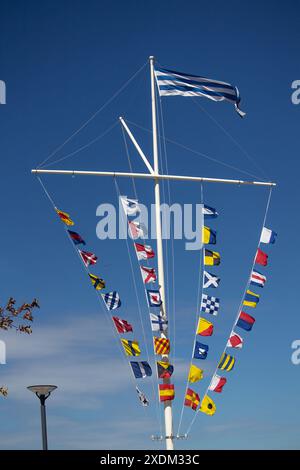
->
0 0 300 450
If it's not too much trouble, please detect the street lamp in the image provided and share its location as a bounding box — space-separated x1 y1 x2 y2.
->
27 385 57 450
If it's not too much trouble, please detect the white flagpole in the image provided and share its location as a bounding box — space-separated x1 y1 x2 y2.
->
149 55 174 450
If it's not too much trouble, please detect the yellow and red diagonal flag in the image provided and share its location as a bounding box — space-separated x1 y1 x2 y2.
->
55 208 74 226
154 337 170 355
184 388 200 411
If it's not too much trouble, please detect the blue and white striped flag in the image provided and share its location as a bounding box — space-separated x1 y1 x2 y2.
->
154 66 245 118
102 291 121 310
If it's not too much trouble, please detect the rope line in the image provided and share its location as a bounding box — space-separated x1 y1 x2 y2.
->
157 97 177 375
126 120 264 181
41 121 119 168
185 186 273 436
192 99 269 181
114 178 163 437
36 176 151 407
36 60 148 169
118 132 164 436
176 184 205 436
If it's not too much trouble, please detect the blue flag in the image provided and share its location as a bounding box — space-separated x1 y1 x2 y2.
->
193 341 209 360
130 361 152 379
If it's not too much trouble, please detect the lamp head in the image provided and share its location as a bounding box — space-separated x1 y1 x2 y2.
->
27 385 57 398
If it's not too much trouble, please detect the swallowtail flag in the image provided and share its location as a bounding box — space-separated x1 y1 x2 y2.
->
79 250 98 267
112 316 133 334
128 220 147 239
136 386 149 407
134 243 155 260
120 196 140 216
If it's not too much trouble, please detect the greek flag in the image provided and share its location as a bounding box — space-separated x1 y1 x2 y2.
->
154 66 245 118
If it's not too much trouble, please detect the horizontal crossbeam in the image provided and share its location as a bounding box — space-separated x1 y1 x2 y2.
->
31 169 276 187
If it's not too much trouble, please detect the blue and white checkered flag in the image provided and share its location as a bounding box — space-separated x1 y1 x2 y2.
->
201 294 220 315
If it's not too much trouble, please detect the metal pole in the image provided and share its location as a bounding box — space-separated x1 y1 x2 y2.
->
31 169 276 187
38 394 48 451
119 117 154 174
150 55 174 451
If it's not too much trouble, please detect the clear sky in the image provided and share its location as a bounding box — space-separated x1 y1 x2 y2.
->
0 0 299 450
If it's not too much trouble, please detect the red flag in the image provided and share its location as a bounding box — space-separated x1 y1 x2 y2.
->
255 248 268 266
209 375 227 393
140 266 157 284
159 384 175 402
227 331 243 348
79 250 98 267
134 243 155 260
112 316 133 334
128 221 146 239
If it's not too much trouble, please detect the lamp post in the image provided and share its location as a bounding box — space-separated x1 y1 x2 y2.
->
27 385 57 450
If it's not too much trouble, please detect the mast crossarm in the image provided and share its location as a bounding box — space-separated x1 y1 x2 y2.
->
31 169 276 187
119 116 154 174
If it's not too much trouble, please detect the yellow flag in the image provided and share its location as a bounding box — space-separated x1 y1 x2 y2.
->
204 249 220 266
188 364 203 383
121 339 141 356
200 395 216 416
202 226 216 244
55 208 74 226
196 318 214 336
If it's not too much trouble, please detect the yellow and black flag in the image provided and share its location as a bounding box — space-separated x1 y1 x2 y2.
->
202 226 217 245
200 395 216 416
121 339 141 356
89 274 105 290
204 249 220 266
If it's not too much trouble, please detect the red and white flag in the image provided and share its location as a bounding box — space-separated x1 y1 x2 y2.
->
134 243 155 260
79 250 98 267
209 374 227 393
128 221 147 239
227 331 243 349
112 316 133 334
140 266 157 284
250 270 266 288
